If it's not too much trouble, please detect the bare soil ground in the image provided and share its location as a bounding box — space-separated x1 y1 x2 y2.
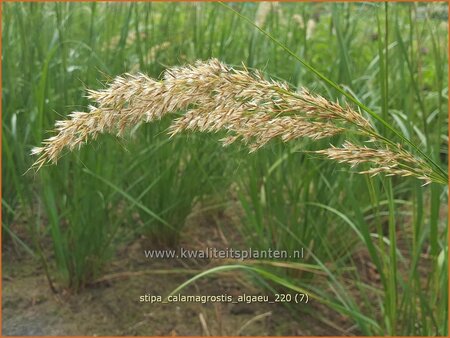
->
2 208 333 336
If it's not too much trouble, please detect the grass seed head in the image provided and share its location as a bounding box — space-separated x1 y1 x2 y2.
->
31 59 436 184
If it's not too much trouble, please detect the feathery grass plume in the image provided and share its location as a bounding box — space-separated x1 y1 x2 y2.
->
31 59 439 184
147 42 171 62
254 2 274 27
315 141 434 184
169 100 344 151
292 14 305 29
306 19 316 40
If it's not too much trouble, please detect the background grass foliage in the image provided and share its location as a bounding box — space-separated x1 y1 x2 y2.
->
2 2 448 335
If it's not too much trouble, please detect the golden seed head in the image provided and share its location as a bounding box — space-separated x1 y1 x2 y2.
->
30 59 434 184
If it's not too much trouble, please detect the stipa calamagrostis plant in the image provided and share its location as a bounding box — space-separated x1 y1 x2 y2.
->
32 59 443 185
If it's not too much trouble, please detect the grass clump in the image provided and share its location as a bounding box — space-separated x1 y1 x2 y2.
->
122 121 226 247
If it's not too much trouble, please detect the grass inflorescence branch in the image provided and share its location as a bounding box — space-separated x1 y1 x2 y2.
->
32 59 444 185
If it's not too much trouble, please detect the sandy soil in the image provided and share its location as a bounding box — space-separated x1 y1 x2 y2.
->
2 209 333 336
